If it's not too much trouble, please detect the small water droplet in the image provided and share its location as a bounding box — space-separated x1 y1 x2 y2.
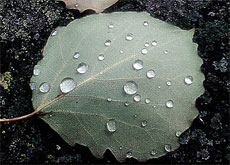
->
104 40 111 47
141 48 148 55
33 69 40 76
76 63 88 74
145 42 150 47
98 54 105 61
29 82 36 90
119 146 122 150
143 21 149 26
141 120 147 127
124 81 138 95
164 50 169 54
176 131 182 137
73 52 80 59
133 94 141 102
153 105 156 108
126 33 133 41
158 86 161 89
126 152 132 158
39 82 50 93
51 30 58 36
134 114 137 118
107 98 112 102
108 23 114 29
146 70 156 79
184 76 193 85
166 100 174 108
120 50 124 54
124 102 129 107
151 41 158 46
145 98 151 104
151 150 157 156
60 77 76 93
166 80 172 86
133 60 143 70
106 119 116 133
165 144 172 152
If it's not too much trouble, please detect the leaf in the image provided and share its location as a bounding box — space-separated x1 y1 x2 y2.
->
30 12 204 162
57 0 118 13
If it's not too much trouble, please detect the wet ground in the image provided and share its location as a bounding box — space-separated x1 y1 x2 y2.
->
0 0 229 163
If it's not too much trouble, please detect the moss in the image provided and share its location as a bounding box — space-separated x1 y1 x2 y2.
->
0 72 13 90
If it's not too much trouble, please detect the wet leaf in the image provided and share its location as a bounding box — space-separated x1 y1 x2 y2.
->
31 12 204 162
57 0 118 13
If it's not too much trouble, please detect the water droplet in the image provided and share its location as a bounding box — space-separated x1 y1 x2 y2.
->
39 82 50 93
126 33 133 41
124 81 138 95
145 98 151 104
144 42 150 47
98 54 105 61
126 152 132 158
184 76 193 85
60 77 76 93
165 144 172 152
124 102 129 107
143 21 149 26
120 50 124 54
133 60 143 70
73 52 80 59
75 4 79 8
119 146 122 150
151 41 158 46
166 100 174 108
106 119 116 133
29 82 36 90
153 105 156 108
141 48 148 55
141 120 147 127
76 63 88 74
164 50 169 54
151 150 157 156
158 86 161 89
166 80 172 86
33 69 40 76
146 70 156 79
104 40 111 47
176 131 182 137
134 114 137 118
133 94 141 102
108 23 114 29
51 30 58 36
107 98 112 102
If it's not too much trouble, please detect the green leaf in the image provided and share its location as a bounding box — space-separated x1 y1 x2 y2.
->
30 12 204 162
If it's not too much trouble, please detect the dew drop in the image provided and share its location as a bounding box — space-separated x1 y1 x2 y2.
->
176 131 182 137
108 23 114 29
120 50 124 54
146 69 156 79
184 76 193 85
107 98 112 102
73 52 80 59
76 63 88 74
153 105 156 108
134 114 137 118
141 120 147 127
166 80 172 86
29 82 36 91
166 100 174 108
124 102 129 107
164 50 169 54
75 4 79 8
123 81 138 95
133 60 143 70
145 98 151 104
151 150 157 156
98 54 105 61
151 41 158 46
51 30 58 36
133 94 141 102
106 119 116 133
143 21 149 26
60 77 76 93
33 69 40 76
158 86 161 89
39 82 50 93
145 42 150 47
119 146 122 150
126 33 133 41
141 48 148 55
104 40 111 47
126 152 132 158
165 144 172 152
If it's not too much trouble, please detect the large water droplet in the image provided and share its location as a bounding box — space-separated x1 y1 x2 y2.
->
166 80 172 86
151 150 157 156
133 60 143 70
126 33 133 41
73 52 80 59
29 82 36 90
51 30 58 36
60 77 76 93
143 21 149 26
166 100 174 108
146 70 156 79
184 76 193 85
133 94 141 102
126 152 132 158
175 131 182 137
145 98 151 104
107 98 112 102
108 23 114 29
104 40 111 47
33 69 40 76
141 48 148 55
151 41 158 46
98 54 105 61
76 63 88 74
165 144 172 152
124 81 138 95
145 42 150 47
39 82 50 93
141 120 147 127
106 119 116 133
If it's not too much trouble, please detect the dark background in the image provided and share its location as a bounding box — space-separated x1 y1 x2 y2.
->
0 0 229 163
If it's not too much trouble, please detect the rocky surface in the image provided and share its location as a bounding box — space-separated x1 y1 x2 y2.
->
0 0 229 163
